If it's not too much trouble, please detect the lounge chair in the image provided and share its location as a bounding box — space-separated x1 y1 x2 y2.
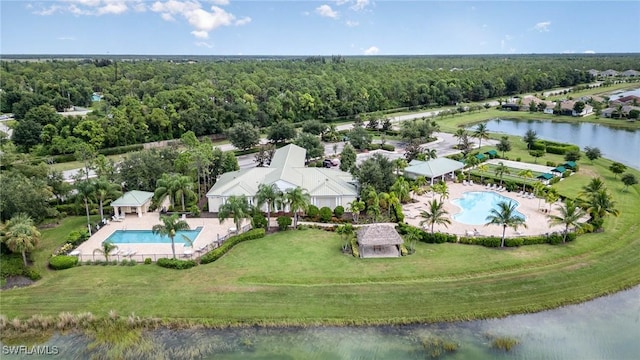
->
463 180 468 186
470 180 475 186
485 183 491 189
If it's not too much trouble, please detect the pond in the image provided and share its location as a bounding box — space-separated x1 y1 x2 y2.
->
3 287 638 359
480 118 640 169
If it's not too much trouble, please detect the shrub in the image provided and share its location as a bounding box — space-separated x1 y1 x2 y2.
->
367 143 380 150
381 143 395 151
546 161 557 167
98 144 144 156
504 238 524 247
549 176 561 185
522 236 547 245
334 206 345 218
251 212 268 229
307 205 319 220
49 255 79 270
0 255 25 278
23 268 42 281
189 205 201 217
156 258 197 270
530 141 546 151
319 207 333 222
66 230 90 247
350 237 359 258
144 258 152 264
277 216 292 231
200 228 266 264
546 232 564 245
562 170 572 178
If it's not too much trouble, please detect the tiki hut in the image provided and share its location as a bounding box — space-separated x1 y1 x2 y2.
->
356 224 404 258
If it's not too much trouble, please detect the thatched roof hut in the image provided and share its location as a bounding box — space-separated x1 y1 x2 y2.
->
356 224 403 258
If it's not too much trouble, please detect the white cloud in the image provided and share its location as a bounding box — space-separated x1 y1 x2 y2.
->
195 41 213 48
191 30 209 39
562 50 576 54
364 46 379 55
351 0 370 11
316 4 338 19
533 21 551 32
96 1 129 15
235 16 251 26
57 36 76 41
584 50 596 54
345 20 359 27
33 0 145 16
151 1 250 38
211 0 229 5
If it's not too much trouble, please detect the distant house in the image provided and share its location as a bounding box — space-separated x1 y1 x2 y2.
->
501 103 520 111
600 69 619 77
537 173 554 184
612 95 640 105
563 161 577 170
560 100 593 117
587 69 600 77
544 104 555 114
551 166 567 177
206 144 358 212
484 150 498 158
357 224 403 258
601 107 617 118
621 69 640 77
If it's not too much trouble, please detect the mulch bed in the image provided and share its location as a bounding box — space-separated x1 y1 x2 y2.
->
1 276 34 290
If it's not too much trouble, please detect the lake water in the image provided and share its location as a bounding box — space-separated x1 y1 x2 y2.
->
3 287 638 359
481 118 640 169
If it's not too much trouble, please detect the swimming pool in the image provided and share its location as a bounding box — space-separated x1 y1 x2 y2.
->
105 227 202 247
452 192 526 225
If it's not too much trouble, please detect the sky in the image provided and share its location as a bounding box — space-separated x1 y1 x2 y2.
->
1 0 639 55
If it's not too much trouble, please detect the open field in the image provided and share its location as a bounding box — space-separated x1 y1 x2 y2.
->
2 158 639 326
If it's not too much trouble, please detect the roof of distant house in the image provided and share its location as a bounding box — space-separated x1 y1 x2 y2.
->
357 224 404 246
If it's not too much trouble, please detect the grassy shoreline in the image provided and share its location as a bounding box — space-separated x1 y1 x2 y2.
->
3 105 639 330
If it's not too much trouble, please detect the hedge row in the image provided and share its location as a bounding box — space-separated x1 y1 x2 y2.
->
459 232 576 247
200 228 266 264
49 255 79 270
396 223 457 243
156 258 197 270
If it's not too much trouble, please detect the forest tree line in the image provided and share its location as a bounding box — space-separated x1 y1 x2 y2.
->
1 54 639 156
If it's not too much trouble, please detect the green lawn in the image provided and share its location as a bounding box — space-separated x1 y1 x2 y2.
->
2 160 639 326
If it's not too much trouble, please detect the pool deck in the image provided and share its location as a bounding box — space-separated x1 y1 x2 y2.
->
403 182 566 238
73 213 249 262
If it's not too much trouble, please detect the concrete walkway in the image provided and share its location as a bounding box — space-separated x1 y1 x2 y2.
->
486 159 554 174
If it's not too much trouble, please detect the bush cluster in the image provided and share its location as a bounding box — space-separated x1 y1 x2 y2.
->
396 223 457 243
66 230 90 246
277 216 292 230
156 258 197 270
459 236 502 247
319 207 333 222
381 144 395 151
334 206 345 218
350 237 359 258
49 255 79 270
307 205 319 219
200 228 266 264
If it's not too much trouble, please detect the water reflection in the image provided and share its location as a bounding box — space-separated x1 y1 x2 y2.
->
480 119 639 169
3 287 638 359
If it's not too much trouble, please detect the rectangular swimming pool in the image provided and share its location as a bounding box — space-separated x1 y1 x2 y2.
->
105 227 203 247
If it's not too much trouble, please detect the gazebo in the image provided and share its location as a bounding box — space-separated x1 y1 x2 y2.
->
403 158 465 185
356 224 404 258
110 190 154 218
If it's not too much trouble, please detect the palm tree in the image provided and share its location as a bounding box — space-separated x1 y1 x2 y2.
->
532 181 546 209
94 177 122 220
255 183 283 231
75 180 95 236
494 162 510 186
419 199 451 233
154 173 178 209
545 189 560 213
485 201 527 247
523 129 538 150
465 154 480 180
453 128 467 146
152 214 190 259
547 199 590 243
423 148 438 160
217 195 253 234
336 223 355 252
348 200 365 222
387 191 401 220
473 123 490 149
173 175 196 211
432 182 449 201
3 213 41 266
390 177 411 203
93 241 118 262
365 187 381 223
517 169 534 192
477 164 489 183
582 189 620 232
579 177 605 198
285 187 311 229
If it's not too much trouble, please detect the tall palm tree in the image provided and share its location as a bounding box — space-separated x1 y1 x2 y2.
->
581 189 620 232
365 187 381 223
255 183 282 231
547 199 590 243
419 199 451 233
2 213 40 266
523 129 538 150
423 148 438 160
453 128 467 146
477 164 489 183
94 177 122 220
485 201 527 247
285 187 311 229
75 180 95 236
152 214 190 259
517 169 534 192
473 123 490 149
465 154 480 180
154 173 178 209
390 177 411 203
579 177 605 198
173 175 196 211
347 200 365 222
93 241 118 262
532 181 546 209
387 191 401 219
336 223 355 252
217 195 253 234
494 162 510 186
432 182 449 201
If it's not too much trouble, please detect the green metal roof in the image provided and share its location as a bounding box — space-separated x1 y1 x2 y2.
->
537 173 554 180
110 190 154 207
552 166 567 173
475 153 487 160
564 161 577 168
484 150 498 156
403 158 465 178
